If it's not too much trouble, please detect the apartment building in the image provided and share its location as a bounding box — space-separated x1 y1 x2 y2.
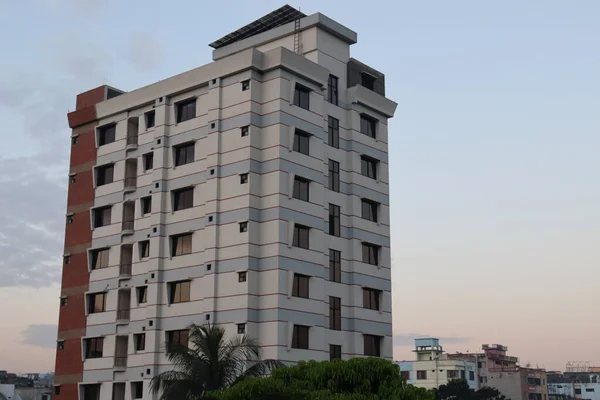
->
54 5 397 400
397 338 479 390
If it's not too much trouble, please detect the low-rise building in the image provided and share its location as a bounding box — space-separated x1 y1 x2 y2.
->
396 338 479 390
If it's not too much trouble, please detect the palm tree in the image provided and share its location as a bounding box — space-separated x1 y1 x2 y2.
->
150 323 284 400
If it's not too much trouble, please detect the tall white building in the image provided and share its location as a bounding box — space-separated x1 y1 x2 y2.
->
55 6 397 400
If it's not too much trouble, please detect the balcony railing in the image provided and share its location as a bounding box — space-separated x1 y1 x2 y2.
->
126 135 138 146
114 356 127 368
122 219 134 231
119 264 132 276
124 177 137 189
116 309 130 321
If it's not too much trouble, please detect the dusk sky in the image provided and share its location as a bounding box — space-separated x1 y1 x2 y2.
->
0 0 599 372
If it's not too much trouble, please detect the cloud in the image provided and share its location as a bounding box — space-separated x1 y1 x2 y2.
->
22 324 58 349
394 333 471 346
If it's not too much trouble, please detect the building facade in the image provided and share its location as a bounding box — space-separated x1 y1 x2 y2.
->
397 338 479 390
54 6 397 400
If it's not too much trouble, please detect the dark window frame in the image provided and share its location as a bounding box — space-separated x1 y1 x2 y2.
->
139 240 150 259
145 111 155 129
292 325 309 349
241 80 250 91
88 292 106 314
416 370 427 380
360 114 377 138
328 159 340 192
237 324 246 334
173 187 194 211
292 224 310 249
85 337 104 359
329 296 341 330
330 344 342 361
176 98 196 123
133 382 143 400
98 124 116 146
293 84 310 110
171 233 192 257
91 248 109 270
238 271 247 282
134 333 146 351
292 274 309 298
328 204 341 237
361 199 379 223
169 280 191 304
166 329 189 349
362 242 379 265
328 116 339 148
93 206 111 228
292 176 310 202
293 129 310 155
361 156 378 180
364 334 381 357
174 142 195 166
362 288 381 311
96 164 114 186
143 152 154 171
327 75 338 105
361 73 377 91
137 286 147 304
141 196 152 215
329 249 341 282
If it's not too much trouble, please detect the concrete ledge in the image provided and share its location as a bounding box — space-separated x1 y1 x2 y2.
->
347 85 398 118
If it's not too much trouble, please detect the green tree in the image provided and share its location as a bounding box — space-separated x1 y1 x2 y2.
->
435 380 508 400
150 323 283 400
209 358 436 400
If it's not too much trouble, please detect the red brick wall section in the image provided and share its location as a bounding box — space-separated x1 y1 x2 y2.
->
55 86 107 400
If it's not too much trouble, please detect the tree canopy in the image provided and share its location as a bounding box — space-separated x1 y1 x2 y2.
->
435 379 508 400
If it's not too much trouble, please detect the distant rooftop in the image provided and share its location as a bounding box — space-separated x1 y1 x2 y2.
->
209 5 306 49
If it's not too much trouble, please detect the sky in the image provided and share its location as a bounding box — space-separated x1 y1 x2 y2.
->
0 0 599 373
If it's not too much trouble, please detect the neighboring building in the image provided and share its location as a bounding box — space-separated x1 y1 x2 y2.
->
450 344 548 400
397 338 479 390
54 5 397 400
548 369 600 400
0 385 24 400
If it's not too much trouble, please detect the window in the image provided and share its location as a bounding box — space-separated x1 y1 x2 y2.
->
361 199 379 222
330 344 341 361
361 73 376 91
586 388 595 393
361 156 378 179
88 293 106 314
478 362 483 368
329 296 341 330
143 152 153 171
57 341 64 350
329 249 341 282
575 389 582 395
169 281 191 304
166 329 189 349
238 271 247 282
60 297 67 307
364 334 381 357
469 371 475 381
83 385 100 400
292 274 309 298
241 125 249 137
362 243 379 265
91 248 109 270
132 382 143 399
528 378 542 385
137 286 147 304
237 324 246 334
328 204 340 236
293 129 310 155
141 196 152 215
239 221 248 233
240 173 248 184
176 99 196 123
292 325 309 349
72 136 78 145
293 176 309 202
93 206 111 228
241 80 250 91
293 84 310 110
460 370 466 380
139 240 150 259
171 233 192 256
363 288 380 310
134 333 145 351
173 187 194 211
416 370 427 380
84 338 103 359
360 115 377 138
145 111 155 129
401 371 410 381
174 142 195 166
98 124 116 146
327 75 338 105
328 160 340 192
54 387 61 396
328 116 339 148
447 370 458 379
96 164 114 186
293 224 310 249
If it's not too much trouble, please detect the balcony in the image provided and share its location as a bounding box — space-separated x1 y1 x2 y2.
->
121 219 134 235
116 309 130 323
121 202 135 235
124 177 137 192
114 356 127 370
119 245 133 280
119 264 132 277
126 117 139 151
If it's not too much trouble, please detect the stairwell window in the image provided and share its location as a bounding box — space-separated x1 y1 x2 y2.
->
293 129 310 155
98 124 116 146
176 98 196 123
328 116 339 148
360 114 377 138
293 84 310 110
327 75 338 105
